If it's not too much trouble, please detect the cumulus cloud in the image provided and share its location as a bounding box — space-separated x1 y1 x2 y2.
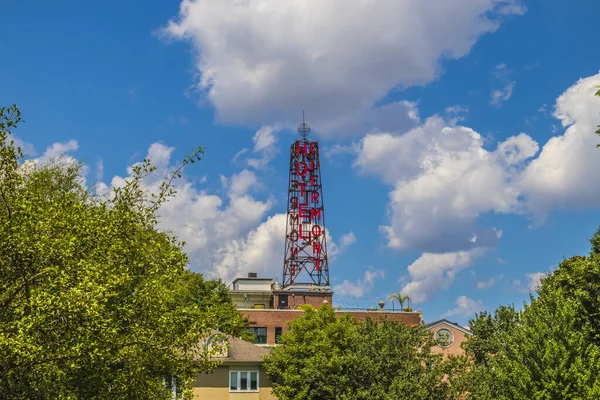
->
228 169 259 196
247 125 279 169
476 274 504 289
102 143 276 282
520 72 600 213
163 0 524 135
34 139 79 165
355 72 600 302
526 272 546 292
443 295 485 318
333 269 385 299
324 143 361 159
356 117 535 253
233 126 280 169
94 142 348 284
339 232 357 250
401 249 486 303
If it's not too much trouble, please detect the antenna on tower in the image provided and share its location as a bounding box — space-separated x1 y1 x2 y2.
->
298 111 311 139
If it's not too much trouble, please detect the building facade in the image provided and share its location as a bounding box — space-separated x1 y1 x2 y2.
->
231 274 423 346
192 333 276 400
425 319 473 358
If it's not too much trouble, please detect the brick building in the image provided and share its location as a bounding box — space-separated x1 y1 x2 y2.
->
231 273 423 346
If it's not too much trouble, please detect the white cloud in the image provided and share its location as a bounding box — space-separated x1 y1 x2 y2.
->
520 72 600 213
333 269 385 299
339 232 357 249
228 169 259 196
96 158 104 181
103 143 275 283
401 249 486 303
324 143 360 159
252 125 277 153
496 133 539 166
35 139 79 164
163 0 524 135
357 117 534 253
491 81 515 106
526 272 546 292
231 148 248 163
443 295 485 318
6 134 36 157
99 142 347 284
514 271 546 293
353 72 600 302
213 213 287 281
476 274 504 289
247 125 279 168
444 105 469 124
490 64 515 107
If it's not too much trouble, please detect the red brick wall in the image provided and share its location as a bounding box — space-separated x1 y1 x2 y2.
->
343 311 422 326
242 309 422 345
272 292 333 309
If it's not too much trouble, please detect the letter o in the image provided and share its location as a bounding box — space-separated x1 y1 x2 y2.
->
295 161 308 177
312 225 322 237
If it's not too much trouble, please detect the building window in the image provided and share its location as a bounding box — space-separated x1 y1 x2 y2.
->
163 372 180 399
229 371 259 392
249 327 267 344
275 327 283 344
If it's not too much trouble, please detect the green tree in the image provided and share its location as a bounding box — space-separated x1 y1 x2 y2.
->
459 233 600 399
0 105 244 399
589 225 600 255
263 304 450 400
171 270 254 342
462 305 520 367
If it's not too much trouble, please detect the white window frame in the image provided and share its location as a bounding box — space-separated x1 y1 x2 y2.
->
229 370 260 392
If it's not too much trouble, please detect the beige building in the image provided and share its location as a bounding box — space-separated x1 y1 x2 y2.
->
424 319 473 358
192 333 276 399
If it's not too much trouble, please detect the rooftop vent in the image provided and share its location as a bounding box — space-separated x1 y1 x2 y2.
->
248 272 258 278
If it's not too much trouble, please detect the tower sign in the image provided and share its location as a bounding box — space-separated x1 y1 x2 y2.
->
282 119 329 289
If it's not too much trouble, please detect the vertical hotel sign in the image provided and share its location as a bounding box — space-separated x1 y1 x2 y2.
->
282 121 329 288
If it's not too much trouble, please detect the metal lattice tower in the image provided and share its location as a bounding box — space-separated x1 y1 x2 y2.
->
282 116 329 289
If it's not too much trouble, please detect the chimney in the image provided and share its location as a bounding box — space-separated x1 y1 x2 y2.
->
248 272 258 278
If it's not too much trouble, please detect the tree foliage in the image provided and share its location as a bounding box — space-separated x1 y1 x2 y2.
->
459 231 600 399
0 105 247 399
263 305 452 400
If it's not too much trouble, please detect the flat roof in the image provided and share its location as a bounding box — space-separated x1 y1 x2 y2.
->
232 277 274 285
230 290 273 295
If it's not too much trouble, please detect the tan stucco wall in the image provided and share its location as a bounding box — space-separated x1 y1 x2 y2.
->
193 365 276 400
429 323 470 358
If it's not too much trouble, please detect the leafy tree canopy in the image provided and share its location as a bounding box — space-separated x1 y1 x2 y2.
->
263 304 453 400
0 105 248 399
459 230 600 399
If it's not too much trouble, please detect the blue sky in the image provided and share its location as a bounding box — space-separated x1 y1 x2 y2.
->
3 0 600 325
